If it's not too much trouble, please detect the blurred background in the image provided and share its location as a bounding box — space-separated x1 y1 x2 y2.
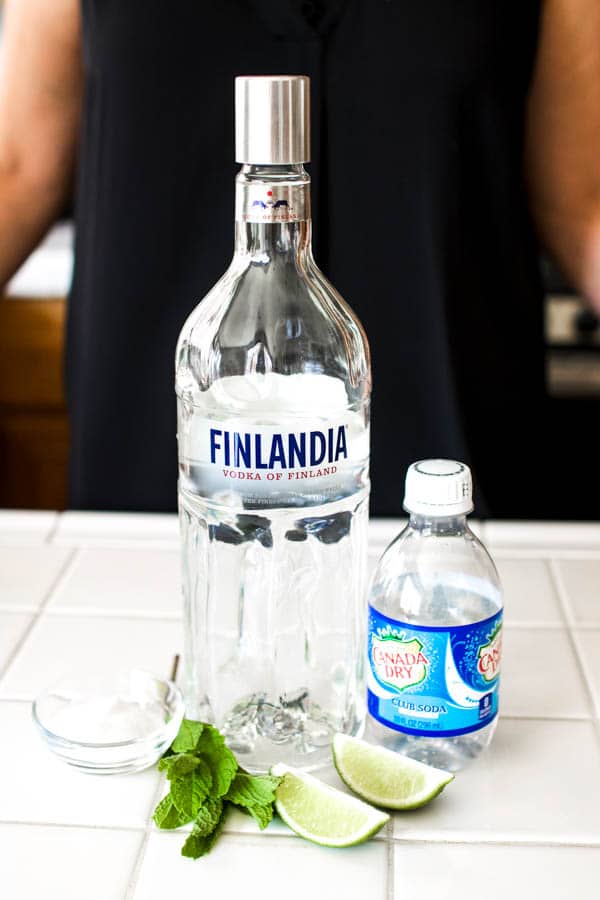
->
1 4 600 514
6 222 600 511
0 219 72 509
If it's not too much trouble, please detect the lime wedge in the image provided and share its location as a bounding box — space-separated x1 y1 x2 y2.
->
270 763 389 847
332 733 454 810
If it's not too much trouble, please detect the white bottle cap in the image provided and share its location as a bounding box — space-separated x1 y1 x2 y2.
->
403 459 473 516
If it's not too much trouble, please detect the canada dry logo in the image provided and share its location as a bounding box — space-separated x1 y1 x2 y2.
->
477 620 502 682
370 625 430 693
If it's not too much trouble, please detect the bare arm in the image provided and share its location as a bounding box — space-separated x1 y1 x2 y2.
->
525 0 600 311
0 0 82 289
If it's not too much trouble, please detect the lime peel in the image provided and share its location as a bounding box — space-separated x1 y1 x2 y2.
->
270 763 389 847
332 733 454 810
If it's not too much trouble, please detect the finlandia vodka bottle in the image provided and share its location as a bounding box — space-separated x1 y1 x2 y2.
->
176 76 371 772
367 460 502 771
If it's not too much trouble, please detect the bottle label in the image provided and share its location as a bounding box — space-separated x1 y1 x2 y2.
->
367 605 502 737
179 410 370 505
195 419 350 487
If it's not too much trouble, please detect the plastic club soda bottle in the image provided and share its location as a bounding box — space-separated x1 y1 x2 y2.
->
366 459 502 771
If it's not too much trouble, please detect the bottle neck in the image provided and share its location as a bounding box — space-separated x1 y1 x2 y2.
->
408 513 469 535
234 164 312 261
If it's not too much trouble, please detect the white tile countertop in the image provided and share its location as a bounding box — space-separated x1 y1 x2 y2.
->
1 511 600 899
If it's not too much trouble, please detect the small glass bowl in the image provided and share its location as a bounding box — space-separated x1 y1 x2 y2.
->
32 669 185 775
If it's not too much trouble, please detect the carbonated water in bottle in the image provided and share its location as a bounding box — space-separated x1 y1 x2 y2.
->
366 459 502 771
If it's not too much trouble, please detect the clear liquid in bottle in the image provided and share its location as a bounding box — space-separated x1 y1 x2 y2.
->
366 460 502 771
176 76 371 772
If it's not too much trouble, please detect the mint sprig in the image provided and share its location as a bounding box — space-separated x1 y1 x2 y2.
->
225 771 281 830
153 719 281 859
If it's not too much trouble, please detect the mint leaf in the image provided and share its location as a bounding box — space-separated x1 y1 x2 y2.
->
174 755 211 786
159 752 209 784
195 725 237 797
180 830 214 860
181 813 224 860
225 772 281 830
158 753 197 778
171 719 204 754
171 765 213 819
152 794 190 830
194 797 223 836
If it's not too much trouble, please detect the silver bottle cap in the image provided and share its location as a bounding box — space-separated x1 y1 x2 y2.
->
235 75 310 164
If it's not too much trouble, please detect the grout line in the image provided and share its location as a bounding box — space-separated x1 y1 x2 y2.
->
220 827 294 840
0 610 183 630
141 825 389 846
0 548 79 684
499 713 594 722
45 512 63 545
220 826 390 843
547 559 575 628
549 559 600 744
0 697 35 704
568 630 600 723
42 547 81 605
390 834 600 850
42 609 182 622
386 829 395 900
124 776 166 899
552 623 600 631
0 605 46 616
221 827 314 841
3 813 600 852
50 540 180 552
490 548 600 560
0 819 144 834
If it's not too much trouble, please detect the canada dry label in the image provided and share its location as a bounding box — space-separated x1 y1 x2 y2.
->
367 606 502 737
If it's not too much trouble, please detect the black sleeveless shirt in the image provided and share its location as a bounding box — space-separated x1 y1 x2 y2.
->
69 0 544 516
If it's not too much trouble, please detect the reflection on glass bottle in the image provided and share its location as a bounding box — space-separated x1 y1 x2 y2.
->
176 76 371 772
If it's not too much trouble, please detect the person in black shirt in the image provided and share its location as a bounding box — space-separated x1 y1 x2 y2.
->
0 0 599 518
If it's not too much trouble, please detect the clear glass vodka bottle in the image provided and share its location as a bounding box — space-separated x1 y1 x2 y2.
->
176 76 371 772
366 460 502 771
